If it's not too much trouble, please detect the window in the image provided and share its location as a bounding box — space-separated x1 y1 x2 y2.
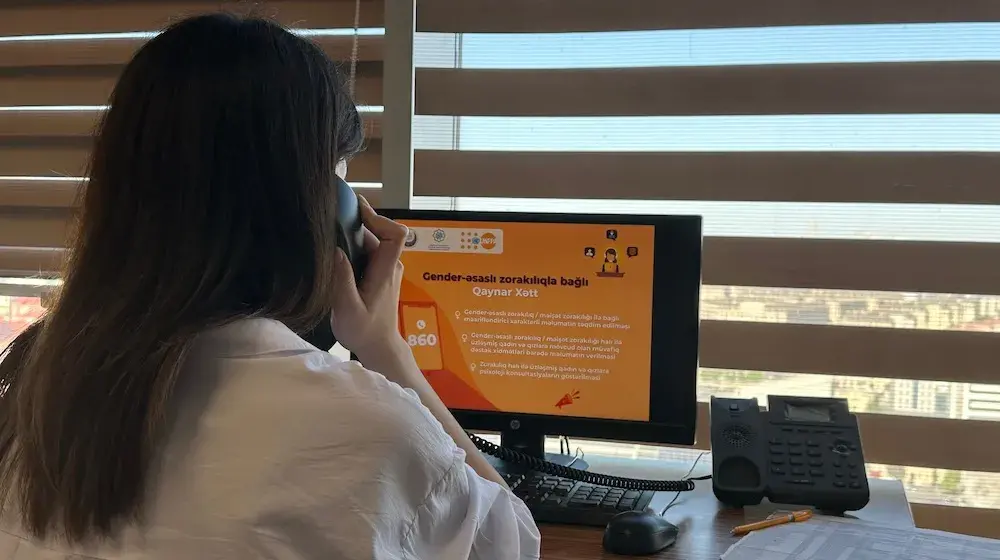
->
409 8 1000 526
0 293 46 348
0 278 56 360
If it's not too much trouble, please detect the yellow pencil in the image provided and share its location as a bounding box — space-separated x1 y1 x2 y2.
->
731 510 813 536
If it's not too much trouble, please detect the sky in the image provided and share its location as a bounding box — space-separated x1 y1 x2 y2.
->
410 23 1000 243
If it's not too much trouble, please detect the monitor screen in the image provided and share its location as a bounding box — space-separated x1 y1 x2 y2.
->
396 218 656 422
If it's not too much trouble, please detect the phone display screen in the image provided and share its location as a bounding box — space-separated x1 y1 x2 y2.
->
784 403 832 423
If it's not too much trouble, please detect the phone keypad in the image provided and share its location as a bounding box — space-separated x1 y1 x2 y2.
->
767 430 865 489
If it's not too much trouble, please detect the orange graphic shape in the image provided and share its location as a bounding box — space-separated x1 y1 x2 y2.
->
400 281 478 391
555 390 581 409
480 232 497 250
426 370 498 411
399 277 496 409
399 302 445 372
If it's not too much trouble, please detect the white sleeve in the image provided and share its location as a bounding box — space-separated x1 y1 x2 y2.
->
404 452 541 560
248 357 540 560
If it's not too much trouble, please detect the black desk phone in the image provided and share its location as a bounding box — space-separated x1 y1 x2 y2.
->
710 395 870 512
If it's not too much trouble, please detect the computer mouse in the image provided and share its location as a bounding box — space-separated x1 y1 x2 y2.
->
300 176 367 351
602 509 679 556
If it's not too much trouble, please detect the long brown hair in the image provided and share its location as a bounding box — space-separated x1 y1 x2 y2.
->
0 13 363 542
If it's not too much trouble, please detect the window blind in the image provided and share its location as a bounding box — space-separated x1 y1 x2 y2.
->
0 0 385 278
410 0 1000 537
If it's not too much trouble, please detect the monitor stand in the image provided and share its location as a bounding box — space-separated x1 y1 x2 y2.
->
485 426 590 475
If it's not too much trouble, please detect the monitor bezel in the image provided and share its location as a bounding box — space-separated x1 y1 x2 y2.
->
380 209 702 447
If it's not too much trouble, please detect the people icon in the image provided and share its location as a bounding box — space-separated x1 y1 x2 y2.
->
596 248 625 278
584 246 596 258
602 248 619 273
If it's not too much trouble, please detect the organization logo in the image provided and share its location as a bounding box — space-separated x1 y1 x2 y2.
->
460 231 479 250
432 228 447 243
404 229 418 247
459 231 498 251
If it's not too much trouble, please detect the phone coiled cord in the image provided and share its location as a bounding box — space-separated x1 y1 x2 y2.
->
468 432 708 492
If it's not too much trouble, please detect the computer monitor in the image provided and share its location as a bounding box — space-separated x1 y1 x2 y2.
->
382 210 702 467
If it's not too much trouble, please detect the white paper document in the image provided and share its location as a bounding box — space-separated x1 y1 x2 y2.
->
721 516 999 560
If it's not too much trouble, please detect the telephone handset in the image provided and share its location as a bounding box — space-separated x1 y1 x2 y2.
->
300 176 367 350
711 395 870 512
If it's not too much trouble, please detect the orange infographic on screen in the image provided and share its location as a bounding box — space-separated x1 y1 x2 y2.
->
396 220 655 422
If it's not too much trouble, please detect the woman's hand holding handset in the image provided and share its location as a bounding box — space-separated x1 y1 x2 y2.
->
329 195 411 371
330 197 507 488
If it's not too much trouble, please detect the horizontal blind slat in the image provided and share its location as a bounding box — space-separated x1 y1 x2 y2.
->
0 179 78 207
0 113 98 138
0 185 382 275
858 413 1000 473
0 69 384 107
0 73 118 107
0 35 382 69
412 150 1000 204
0 208 72 247
0 182 383 211
0 111 384 140
416 63 1000 117
688 402 1000 473
700 321 997 385
0 247 64 277
0 145 91 177
912 504 1000 539
0 140 383 182
0 0 383 37
417 0 1000 32
704 237 1000 296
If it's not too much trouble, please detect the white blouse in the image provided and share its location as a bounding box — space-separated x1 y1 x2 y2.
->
0 318 540 559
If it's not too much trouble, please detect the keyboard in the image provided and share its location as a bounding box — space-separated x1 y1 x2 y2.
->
502 470 655 527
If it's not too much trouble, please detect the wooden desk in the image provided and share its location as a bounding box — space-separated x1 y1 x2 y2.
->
538 455 913 559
